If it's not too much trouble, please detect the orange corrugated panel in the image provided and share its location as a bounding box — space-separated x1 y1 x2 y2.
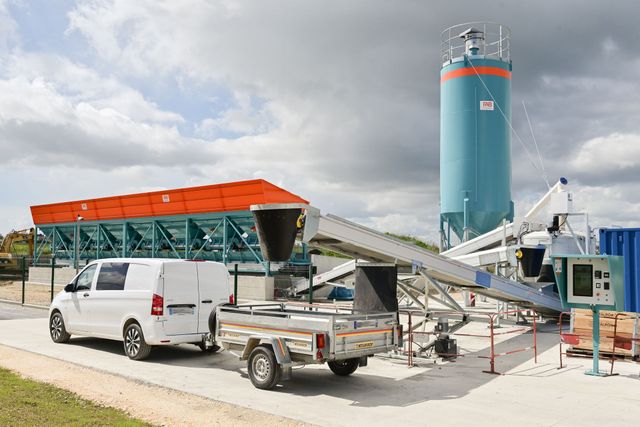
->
30 179 308 225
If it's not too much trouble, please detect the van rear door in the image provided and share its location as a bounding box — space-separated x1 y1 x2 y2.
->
162 261 198 335
196 262 231 333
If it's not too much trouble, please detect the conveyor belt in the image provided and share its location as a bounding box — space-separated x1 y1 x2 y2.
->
302 210 562 313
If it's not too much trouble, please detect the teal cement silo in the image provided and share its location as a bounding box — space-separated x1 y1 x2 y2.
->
440 23 514 247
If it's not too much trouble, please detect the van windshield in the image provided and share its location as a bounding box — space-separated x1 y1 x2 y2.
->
76 265 97 291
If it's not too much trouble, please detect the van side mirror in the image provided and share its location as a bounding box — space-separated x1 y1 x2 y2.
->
64 283 75 293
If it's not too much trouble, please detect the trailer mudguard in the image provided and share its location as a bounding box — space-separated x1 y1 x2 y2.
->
241 336 292 366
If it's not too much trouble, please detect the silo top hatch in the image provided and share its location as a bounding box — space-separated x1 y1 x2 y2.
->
441 22 511 66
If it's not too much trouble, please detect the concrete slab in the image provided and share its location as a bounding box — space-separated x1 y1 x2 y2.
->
0 302 47 320
0 317 639 426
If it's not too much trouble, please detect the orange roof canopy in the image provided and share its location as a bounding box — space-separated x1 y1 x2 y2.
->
30 179 308 225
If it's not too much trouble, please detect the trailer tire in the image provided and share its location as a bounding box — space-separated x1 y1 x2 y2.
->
248 345 282 390
328 358 359 376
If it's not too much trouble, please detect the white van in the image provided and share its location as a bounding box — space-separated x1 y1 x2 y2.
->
48 258 232 360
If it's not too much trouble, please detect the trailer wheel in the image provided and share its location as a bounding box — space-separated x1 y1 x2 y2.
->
248 345 282 390
328 358 359 376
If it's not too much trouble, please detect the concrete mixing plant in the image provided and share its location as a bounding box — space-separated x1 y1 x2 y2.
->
440 23 514 248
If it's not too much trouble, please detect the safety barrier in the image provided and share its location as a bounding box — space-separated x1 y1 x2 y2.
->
558 311 640 373
608 312 640 375
399 309 537 374
557 311 605 369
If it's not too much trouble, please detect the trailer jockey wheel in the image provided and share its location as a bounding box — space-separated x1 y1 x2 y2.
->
327 358 359 376
196 338 220 353
199 311 221 353
248 345 282 390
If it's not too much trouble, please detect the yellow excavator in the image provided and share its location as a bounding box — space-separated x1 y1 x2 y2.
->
0 228 35 273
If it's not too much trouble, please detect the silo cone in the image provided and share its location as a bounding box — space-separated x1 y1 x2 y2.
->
251 204 302 262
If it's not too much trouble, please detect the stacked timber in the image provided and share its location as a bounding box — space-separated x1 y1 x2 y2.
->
571 309 639 357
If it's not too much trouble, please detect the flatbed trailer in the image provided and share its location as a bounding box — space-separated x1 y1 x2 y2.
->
215 303 401 389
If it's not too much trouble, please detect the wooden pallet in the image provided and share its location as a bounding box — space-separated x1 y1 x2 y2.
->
566 346 636 360
571 309 639 358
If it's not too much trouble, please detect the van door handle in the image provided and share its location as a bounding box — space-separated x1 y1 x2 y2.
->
83 293 89 298
201 299 212 304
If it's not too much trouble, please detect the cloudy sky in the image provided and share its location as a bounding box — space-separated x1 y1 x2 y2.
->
1 0 639 242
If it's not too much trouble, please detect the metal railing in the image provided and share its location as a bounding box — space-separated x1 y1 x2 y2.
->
0 256 64 308
441 22 511 64
399 309 537 374
608 312 640 375
558 311 640 373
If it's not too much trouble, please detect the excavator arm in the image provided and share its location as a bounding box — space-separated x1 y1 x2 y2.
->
0 228 35 256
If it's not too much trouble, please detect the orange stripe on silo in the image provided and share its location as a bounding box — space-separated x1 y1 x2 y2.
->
440 66 511 83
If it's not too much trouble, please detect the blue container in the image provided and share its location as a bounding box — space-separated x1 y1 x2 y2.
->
599 228 640 313
440 31 513 243
328 287 354 301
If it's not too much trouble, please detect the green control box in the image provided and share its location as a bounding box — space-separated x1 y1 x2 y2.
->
551 254 625 310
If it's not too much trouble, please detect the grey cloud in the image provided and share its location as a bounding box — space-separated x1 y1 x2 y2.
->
3 1 640 240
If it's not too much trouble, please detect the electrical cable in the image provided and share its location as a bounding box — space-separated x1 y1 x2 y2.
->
522 100 551 189
466 57 549 188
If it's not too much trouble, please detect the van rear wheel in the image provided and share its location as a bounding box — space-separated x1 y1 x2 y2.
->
247 345 281 390
123 323 152 360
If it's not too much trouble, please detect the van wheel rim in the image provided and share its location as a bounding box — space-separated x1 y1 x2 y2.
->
50 316 62 340
126 328 141 356
252 354 270 382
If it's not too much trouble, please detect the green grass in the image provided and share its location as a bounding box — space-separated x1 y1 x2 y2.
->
384 233 440 254
0 368 152 427
313 249 351 259
4 242 45 256
310 232 439 259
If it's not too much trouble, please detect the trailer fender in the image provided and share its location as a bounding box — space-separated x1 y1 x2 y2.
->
241 336 292 367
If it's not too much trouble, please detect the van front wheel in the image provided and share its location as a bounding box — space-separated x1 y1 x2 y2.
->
123 323 152 360
49 312 70 343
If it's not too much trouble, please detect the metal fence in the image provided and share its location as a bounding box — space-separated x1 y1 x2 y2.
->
0 256 67 307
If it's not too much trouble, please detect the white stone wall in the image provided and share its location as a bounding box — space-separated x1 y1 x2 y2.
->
236 275 275 301
311 254 351 274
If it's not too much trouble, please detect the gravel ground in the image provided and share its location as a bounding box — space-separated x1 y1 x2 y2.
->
0 281 61 307
0 344 308 427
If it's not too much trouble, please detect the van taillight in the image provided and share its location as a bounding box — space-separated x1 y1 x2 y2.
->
229 294 235 305
316 333 326 349
151 294 164 316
